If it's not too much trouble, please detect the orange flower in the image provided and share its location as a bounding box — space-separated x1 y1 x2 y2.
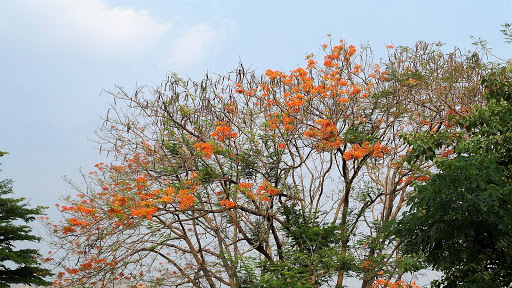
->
62 226 76 235
219 199 236 209
239 182 254 190
178 190 195 210
257 180 280 198
211 122 237 141
371 278 418 288
304 119 342 151
343 144 367 160
277 143 287 149
352 64 362 74
361 259 374 271
347 45 357 57
225 102 237 113
76 205 96 214
283 124 294 132
324 59 335 68
371 142 391 157
131 207 158 220
159 195 173 203
65 268 79 275
306 59 317 69
338 79 348 86
194 142 214 159
69 218 89 227
265 69 282 80
349 85 362 95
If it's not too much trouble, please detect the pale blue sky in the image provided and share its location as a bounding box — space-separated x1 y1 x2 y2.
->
0 0 511 274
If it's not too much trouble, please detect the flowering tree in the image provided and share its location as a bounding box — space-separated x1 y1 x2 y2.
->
45 39 491 287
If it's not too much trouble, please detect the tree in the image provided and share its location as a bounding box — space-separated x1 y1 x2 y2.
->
243 205 343 288
45 40 493 287
394 69 512 287
0 152 52 287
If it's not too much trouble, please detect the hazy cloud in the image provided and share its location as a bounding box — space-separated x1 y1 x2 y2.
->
166 21 233 69
1 0 171 58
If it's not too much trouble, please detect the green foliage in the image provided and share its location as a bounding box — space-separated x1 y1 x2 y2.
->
458 71 512 176
245 206 344 288
401 129 459 163
394 72 512 287
0 178 52 287
501 23 512 44
0 152 7 172
342 123 379 145
395 156 512 287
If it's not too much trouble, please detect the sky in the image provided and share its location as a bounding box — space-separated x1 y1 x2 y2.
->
0 0 510 284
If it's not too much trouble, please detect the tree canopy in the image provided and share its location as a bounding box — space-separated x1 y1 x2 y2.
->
0 152 51 287
44 40 498 287
394 69 512 287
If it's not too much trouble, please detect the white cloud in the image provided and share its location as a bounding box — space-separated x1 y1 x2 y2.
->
167 21 232 68
3 0 171 58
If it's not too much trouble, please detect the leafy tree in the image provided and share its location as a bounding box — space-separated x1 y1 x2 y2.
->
249 206 343 288
501 23 512 44
394 70 512 287
0 152 51 287
44 40 492 288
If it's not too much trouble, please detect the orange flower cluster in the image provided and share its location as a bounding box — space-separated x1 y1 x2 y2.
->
60 205 96 215
398 175 430 186
343 142 390 160
324 42 355 62
349 85 362 96
65 267 79 275
211 122 237 141
113 193 128 205
62 257 117 280
306 59 317 69
161 187 176 203
234 83 244 94
303 119 342 151
324 59 336 68
265 69 284 80
256 180 280 201
224 101 238 113
131 207 158 220
62 226 76 235
264 113 296 132
177 189 195 210
284 93 305 112
219 199 236 208
361 260 375 271
135 175 148 190
371 278 418 288
69 218 89 227
194 142 214 159
347 45 357 57
440 148 454 158
94 162 106 170
238 182 254 190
